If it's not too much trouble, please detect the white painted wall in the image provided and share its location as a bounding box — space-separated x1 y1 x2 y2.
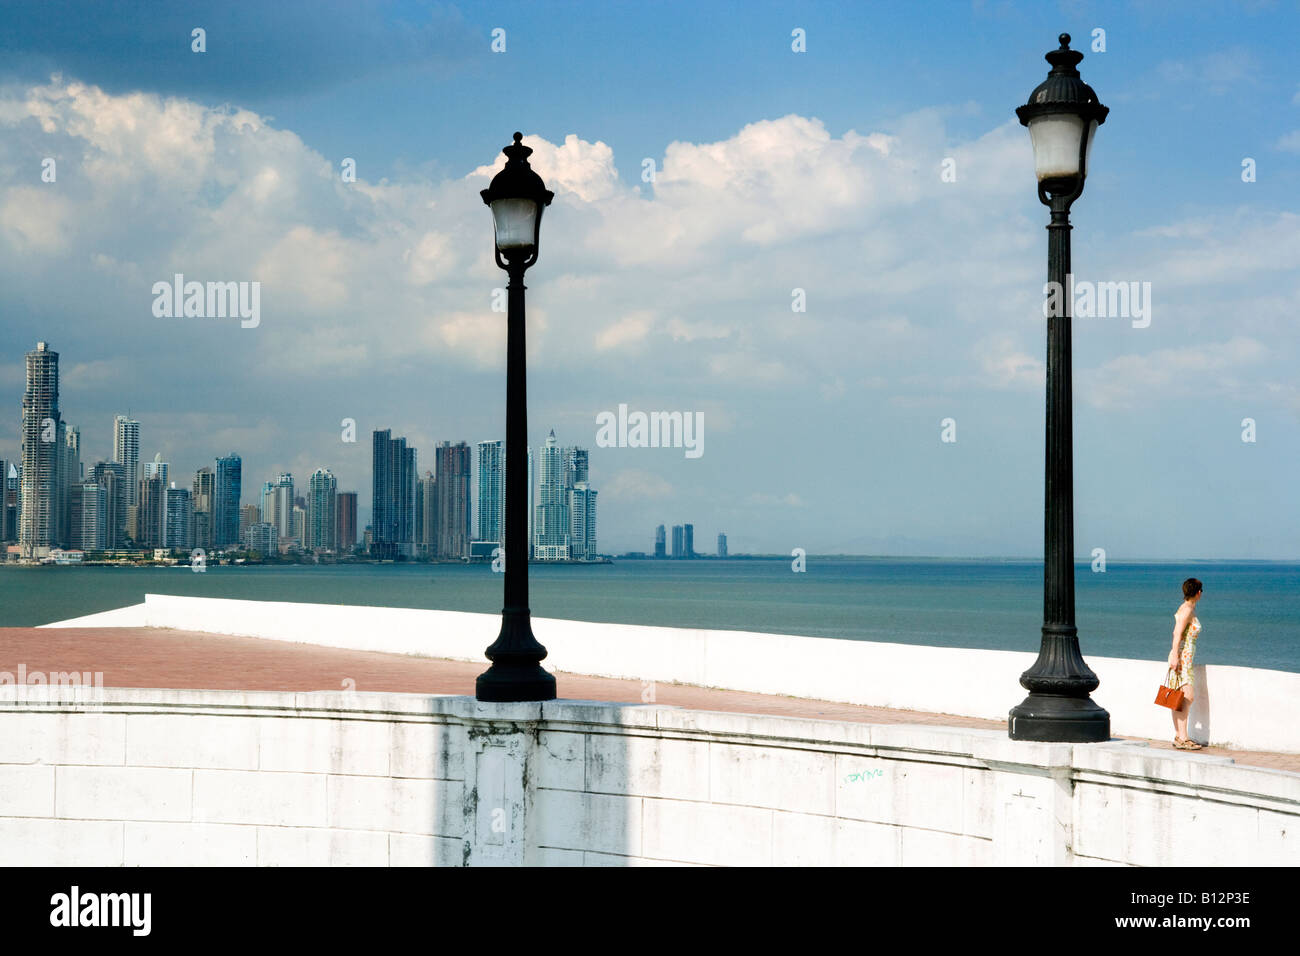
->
0 689 1295 866
44 594 1300 754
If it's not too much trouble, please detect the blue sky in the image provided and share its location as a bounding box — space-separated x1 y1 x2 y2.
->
0 0 1297 557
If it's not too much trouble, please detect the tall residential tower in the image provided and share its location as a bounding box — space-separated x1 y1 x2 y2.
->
18 342 62 556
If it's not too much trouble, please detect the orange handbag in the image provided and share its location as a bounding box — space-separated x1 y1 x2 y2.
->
1155 667 1184 710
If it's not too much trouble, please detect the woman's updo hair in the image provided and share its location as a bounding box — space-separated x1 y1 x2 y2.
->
1182 578 1203 599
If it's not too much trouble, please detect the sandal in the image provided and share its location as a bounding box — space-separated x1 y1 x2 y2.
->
1173 738 1203 751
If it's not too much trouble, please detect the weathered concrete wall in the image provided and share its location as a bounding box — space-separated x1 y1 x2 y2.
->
0 688 1295 866
45 594 1300 755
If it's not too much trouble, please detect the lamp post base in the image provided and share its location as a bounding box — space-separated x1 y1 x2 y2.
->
1008 694 1110 742
475 663 557 702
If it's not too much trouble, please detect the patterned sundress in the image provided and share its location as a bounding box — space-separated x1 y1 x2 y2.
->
1170 614 1200 691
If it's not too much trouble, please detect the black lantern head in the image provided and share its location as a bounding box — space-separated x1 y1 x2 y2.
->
481 132 555 269
1016 34 1108 203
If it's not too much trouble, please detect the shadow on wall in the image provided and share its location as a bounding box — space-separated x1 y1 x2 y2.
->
1189 664 1210 746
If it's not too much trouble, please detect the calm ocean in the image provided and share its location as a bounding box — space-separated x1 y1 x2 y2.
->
0 558 1295 673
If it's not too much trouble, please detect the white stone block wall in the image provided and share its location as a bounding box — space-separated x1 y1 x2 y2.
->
0 689 1296 866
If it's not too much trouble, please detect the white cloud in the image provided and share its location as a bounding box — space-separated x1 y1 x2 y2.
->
603 469 673 501
975 335 1045 389
595 311 656 351
1079 337 1267 409
469 132 619 203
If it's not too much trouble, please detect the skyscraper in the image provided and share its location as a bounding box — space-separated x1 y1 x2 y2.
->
306 468 337 551
563 446 589 489
534 430 570 561
69 480 106 551
268 474 294 541
568 481 597 560
137 474 165 548
684 523 694 559
165 484 192 550
239 504 259 541
59 425 81 548
671 525 684 559
143 452 167 488
91 461 126 548
113 416 140 508
435 441 471 559
717 532 728 558
371 430 417 559
476 440 503 547
418 471 437 557
654 524 666 559
0 460 14 542
335 492 358 553
259 481 275 524
19 342 62 556
213 454 242 548
192 466 214 551
291 503 306 547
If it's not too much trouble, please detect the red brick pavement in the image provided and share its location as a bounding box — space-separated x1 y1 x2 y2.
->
2 627 1296 773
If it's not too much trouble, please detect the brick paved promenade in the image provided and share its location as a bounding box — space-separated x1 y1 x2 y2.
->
2 627 1296 773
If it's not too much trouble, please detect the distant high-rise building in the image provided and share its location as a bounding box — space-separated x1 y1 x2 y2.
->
259 481 275 524
19 342 62 556
654 524 666 559
417 471 437 557
290 504 306 548
266 474 294 541
143 452 167 488
59 425 81 548
563 446 588 489
568 482 597 560
671 525 684 559
435 441 471 560
213 454 242 548
91 461 126 548
70 480 107 551
192 467 214 551
717 532 728 558
238 504 259 541
335 492 358 553
165 484 192 551
306 468 337 551
476 440 503 547
684 523 694 559
0 460 16 542
371 430 417 559
244 522 277 556
113 415 140 508
137 474 165 548
534 431 570 561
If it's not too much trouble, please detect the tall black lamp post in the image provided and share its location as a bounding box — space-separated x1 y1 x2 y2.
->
1008 35 1110 742
476 132 557 703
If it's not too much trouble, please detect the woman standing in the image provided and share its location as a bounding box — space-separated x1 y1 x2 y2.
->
1167 577 1204 750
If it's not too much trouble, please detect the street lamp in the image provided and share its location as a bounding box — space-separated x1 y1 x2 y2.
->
1008 35 1110 742
476 132 556 703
